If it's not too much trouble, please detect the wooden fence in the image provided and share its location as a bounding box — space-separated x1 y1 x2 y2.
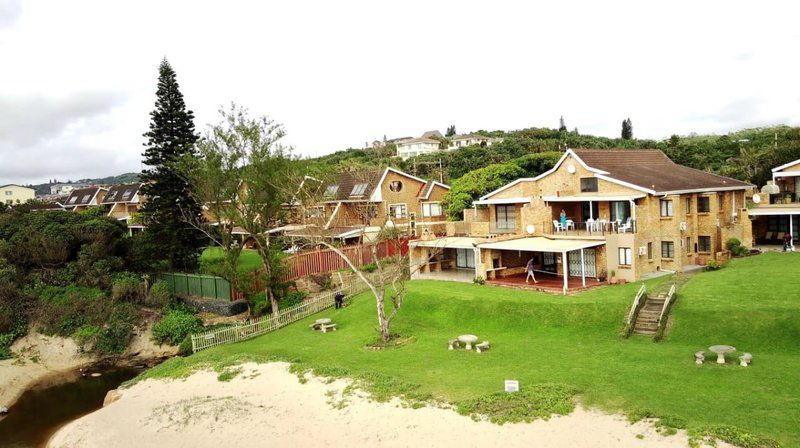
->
191 273 378 353
158 272 232 301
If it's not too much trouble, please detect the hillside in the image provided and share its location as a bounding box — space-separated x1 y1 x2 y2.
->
308 125 800 187
31 172 140 195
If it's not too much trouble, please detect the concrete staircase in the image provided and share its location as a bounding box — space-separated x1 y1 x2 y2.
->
631 272 695 337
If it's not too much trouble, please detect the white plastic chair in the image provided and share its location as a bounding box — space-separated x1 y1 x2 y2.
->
618 217 633 233
565 219 575 230
586 218 595 233
552 220 564 232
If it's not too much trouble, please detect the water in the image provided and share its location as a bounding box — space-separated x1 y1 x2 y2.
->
0 366 140 448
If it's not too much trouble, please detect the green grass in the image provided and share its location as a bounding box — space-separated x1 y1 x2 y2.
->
199 247 263 273
141 253 800 446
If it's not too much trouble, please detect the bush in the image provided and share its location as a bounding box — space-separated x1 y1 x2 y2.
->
727 238 750 257
705 260 723 271
112 273 145 304
152 308 203 346
0 332 15 360
282 290 307 308
361 262 378 273
473 276 485 285
147 281 172 308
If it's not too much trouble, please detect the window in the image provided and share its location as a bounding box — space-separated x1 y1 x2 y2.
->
610 201 631 221
660 199 674 217
661 241 675 259
81 194 91 203
68 196 77 204
495 204 516 230
647 242 653 260
4 191 11 196
306 206 324 218
121 190 133 201
686 237 691 252
717 194 724 212
697 196 710 213
324 185 339 198
685 197 691 214
580 177 598 193
422 202 442 217
388 203 406 218
618 247 632 266
350 183 368 197
698 236 711 252
389 181 403 192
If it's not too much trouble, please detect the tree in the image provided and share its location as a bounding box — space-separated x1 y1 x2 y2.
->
559 116 567 132
183 104 303 316
621 118 633 140
139 59 205 270
446 125 457 137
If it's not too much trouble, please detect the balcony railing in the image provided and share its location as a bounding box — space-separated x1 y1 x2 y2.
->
544 219 637 235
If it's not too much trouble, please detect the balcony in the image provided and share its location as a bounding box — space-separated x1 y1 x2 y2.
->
542 219 637 236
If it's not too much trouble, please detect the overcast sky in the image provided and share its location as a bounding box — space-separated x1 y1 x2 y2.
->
2 0 799 185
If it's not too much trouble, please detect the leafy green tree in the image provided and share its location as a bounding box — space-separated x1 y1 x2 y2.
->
443 163 526 220
446 125 456 137
139 59 205 270
621 118 633 140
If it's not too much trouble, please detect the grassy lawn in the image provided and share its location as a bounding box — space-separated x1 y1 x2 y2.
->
199 247 263 273
143 252 800 446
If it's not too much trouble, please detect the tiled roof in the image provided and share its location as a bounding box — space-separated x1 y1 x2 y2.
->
320 170 384 201
64 187 105 207
397 137 440 145
572 149 753 193
102 183 140 204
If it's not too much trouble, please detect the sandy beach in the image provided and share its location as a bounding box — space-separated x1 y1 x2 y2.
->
48 362 723 448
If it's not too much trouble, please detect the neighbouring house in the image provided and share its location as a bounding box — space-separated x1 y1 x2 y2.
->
396 136 442 160
63 186 107 212
49 183 87 196
410 148 753 294
447 134 497 150
283 167 450 244
749 158 800 249
1 184 35 205
102 183 144 235
28 202 66 212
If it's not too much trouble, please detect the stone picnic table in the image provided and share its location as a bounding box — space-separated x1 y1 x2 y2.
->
709 345 736 364
310 318 332 331
458 334 478 350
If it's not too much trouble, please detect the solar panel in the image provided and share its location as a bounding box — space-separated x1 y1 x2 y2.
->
350 183 368 196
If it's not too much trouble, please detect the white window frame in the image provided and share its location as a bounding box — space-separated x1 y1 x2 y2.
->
388 203 407 218
422 201 443 217
660 199 674 217
661 240 675 259
618 247 632 266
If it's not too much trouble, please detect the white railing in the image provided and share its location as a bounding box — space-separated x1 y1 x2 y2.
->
626 284 646 325
657 284 677 327
190 274 377 353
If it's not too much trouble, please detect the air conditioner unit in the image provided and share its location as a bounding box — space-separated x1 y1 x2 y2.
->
679 222 687 231
638 246 647 256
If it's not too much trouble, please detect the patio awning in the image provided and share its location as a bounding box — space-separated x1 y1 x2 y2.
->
478 237 605 252
748 207 800 216
267 224 311 234
410 237 481 250
542 194 645 202
472 197 530 205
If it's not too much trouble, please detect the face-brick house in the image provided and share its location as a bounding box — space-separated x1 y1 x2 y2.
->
282 167 450 243
410 149 754 293
101 183 144 235
748 157 800 249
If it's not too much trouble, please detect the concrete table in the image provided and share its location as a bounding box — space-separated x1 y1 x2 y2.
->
315 318 332 325
458 334 478 350
709 345 736 364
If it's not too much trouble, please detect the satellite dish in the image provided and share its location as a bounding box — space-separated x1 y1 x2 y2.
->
760 184 779 195
526 224 535 234
752 193 761 204
567 164 576 174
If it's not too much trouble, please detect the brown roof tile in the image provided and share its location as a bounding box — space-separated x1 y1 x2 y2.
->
102 183 140 204
572 149 753 193
64 187 105 207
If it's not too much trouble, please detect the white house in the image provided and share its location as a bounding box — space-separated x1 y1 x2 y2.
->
396 137 442 160
1 184 35 205
447 134 497 150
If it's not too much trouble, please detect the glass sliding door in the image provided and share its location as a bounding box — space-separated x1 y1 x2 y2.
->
456 248 475 268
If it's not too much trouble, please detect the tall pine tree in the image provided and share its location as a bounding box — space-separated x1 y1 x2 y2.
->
558 116 567 132
621 118 633 140
139 59 205 270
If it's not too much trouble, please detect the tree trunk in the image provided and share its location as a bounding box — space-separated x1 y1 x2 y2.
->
375 290 390 343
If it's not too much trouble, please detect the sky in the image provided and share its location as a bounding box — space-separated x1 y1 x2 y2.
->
1 0 799 185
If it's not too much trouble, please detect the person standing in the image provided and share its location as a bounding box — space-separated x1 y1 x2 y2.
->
560 209 567 230
526 257 538 284
334 291 344 309
783 232 793 252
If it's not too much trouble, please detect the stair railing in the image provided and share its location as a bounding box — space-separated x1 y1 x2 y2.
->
623 284 646 338
654 284 677 340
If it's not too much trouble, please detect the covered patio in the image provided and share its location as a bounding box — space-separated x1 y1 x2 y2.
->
478 237 606 295
749 207 798 249
409 237 482 282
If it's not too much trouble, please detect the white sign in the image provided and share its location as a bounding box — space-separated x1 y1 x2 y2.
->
504 380 519 393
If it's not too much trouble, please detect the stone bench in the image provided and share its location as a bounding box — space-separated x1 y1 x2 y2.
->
448 339 460 350
739 352 752 367
476 341 490 353
321 323 337 333
695 351 705 364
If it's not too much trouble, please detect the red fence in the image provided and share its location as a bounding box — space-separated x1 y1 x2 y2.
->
232 238 411 300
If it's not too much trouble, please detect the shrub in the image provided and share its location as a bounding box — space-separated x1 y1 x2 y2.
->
473 276 485 285
73 324 102 351
152 308 203 346
705 260 723 271
726 238 750 257
726 238 742 250
112 273 145 303
361 262 378 273
0 333 15 360
282 290 307 308
147 281 172 309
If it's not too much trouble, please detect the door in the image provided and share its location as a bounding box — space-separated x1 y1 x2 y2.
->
568 248 596 277
456 248 475 268
542 252 557 273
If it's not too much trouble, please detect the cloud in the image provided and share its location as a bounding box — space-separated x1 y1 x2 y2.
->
0 92 132 184
0 0 22 29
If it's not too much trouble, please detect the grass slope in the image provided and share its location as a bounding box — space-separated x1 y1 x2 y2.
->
143 253 800 446
199 247 263 273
